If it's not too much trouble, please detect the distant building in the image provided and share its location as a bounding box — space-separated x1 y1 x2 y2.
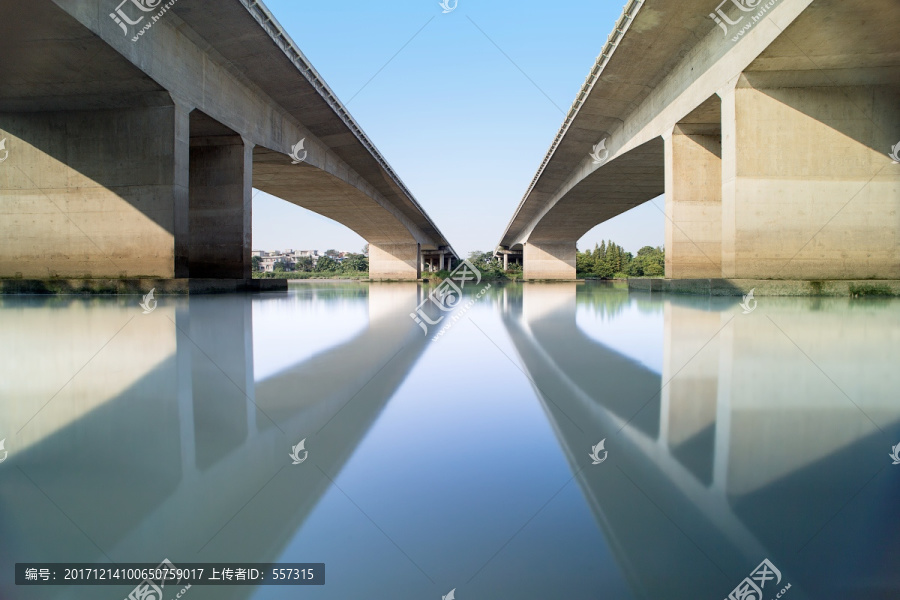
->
252 249 319 272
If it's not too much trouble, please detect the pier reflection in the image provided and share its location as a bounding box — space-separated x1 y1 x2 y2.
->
0 284 427 600
501 283 899 600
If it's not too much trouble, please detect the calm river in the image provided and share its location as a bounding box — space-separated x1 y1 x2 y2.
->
1 282 897 600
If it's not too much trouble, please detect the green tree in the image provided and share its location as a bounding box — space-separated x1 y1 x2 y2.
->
251 256 261 272
315 256 339 272
273 259 291 273
324 249 340 259
342 253 368 272
294 256 314 272
467 251 505 278
576 249 594 274
629 246 665 277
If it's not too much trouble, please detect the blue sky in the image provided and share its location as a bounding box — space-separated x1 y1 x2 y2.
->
253 0 664 256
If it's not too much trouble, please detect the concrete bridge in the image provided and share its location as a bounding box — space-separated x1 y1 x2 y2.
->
496 0 899 280
0 0 456 283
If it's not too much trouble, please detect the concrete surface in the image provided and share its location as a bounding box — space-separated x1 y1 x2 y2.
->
496 0 899 281
368 242 421 280
524 242 576 280
0 0 456 282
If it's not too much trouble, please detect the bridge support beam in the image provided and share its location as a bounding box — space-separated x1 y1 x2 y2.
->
0 105 185 279
721 79 900 279
188 135 253 279
369 242 421 280
665 126 722 279
523 241 576 280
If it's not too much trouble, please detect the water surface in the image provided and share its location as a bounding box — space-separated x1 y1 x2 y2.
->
1 282 898 599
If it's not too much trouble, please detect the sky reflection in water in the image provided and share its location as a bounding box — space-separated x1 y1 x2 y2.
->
0 282 898 600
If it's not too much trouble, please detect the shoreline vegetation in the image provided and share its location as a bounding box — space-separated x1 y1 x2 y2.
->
576 241 665 279
250 242 665 282
252 248 369 279
253 271 368 280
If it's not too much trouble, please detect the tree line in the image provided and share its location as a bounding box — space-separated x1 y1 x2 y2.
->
577 241 664 278
252 248 369 274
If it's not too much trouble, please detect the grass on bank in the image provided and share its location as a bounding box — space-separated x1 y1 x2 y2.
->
253 271 369 280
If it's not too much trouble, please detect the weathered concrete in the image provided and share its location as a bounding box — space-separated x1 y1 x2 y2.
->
368 242 420 280
0 0 456 283
188 112 253 279
665 98 723 279
497 0 899 281
523 242 576 280
721 80 899 280
0 106 182 279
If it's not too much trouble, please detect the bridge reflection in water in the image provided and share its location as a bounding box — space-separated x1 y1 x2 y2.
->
0 283 897 599
0 284 430 600
501 282 899 600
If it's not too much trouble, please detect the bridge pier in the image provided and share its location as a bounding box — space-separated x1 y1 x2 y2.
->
187 111 253 279
369 242 421 280
0 105 185 279
523 241 576 280
720 78 899 280
664 116 723 279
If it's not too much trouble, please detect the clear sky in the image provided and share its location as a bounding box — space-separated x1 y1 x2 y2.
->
252 0 665 257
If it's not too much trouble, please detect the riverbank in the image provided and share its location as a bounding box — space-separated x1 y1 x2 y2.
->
0 278 288 295
627 278 900 296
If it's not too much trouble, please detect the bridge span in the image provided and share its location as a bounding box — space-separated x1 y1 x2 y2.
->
0 0 456 282
496 0 899 280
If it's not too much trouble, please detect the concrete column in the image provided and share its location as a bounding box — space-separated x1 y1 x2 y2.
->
439 252 445 271
665 126 723 279
173 100 191 277
719 78 739 279
523 241 576 280
721 78 899 279
0 105 188 278
503 253 509 271
369 242 420 280
188 136 252 279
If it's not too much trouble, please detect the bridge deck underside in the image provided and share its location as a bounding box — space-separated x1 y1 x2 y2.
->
526 138 664 244
253 148 422 247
